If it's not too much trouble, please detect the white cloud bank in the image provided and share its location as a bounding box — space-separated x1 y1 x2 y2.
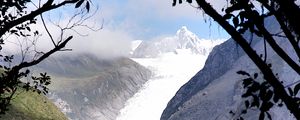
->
68 28 132 58
1 2 133 59
2 0 229 60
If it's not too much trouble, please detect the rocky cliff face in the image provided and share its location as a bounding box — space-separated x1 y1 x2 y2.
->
161 18 299 120
37 54 151 120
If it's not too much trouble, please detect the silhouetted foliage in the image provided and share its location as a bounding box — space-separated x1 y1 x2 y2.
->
0 0 94 115
235 70 279 120
173 0 300 119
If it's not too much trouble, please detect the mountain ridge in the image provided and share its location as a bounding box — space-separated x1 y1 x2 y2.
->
161 17 299 120
132 26 225 58
36 54 152 120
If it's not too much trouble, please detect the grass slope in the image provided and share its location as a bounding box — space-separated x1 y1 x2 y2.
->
1 89 67 120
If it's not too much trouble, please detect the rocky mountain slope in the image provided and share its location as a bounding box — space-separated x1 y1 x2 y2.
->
161 18 299 120
36 54 151 120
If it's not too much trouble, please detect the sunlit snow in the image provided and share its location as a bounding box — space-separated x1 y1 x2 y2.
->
116 49 209 120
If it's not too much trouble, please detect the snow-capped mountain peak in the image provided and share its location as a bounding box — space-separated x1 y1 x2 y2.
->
131 26 225 58
130 40 143 54
175 26 200 49
176 26 189 35
176 26 196 39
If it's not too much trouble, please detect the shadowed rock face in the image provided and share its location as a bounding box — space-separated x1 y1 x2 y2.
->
38 54 151 120
160 38 246 120
161 18 299 120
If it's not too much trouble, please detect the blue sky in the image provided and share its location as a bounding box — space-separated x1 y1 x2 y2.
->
96 0 229 40
5 0 229 58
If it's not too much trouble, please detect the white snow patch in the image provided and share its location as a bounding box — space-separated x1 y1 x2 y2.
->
130 40 143 54
48 93 72 114
84 97 89 102
116 49 209 120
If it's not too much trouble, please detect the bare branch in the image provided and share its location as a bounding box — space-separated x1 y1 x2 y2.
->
0 0 78 37
12 36 73 72
193 0 300 118
40 14 56 47
256 0 300 60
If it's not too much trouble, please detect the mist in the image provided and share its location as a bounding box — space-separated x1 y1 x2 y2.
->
1 20 133 60
68 28 133 59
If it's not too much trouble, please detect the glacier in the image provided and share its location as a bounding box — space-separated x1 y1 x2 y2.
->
117 26 225 120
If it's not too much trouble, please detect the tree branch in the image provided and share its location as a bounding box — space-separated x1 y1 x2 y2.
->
40 14 56 47
256 0 300 61
0 0 78 37
12 36 73 72
255 21 300 74
240 1 300 74
194 0 300 118
273 0 300 38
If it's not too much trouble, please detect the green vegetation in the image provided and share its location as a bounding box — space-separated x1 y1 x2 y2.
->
1 89 67 120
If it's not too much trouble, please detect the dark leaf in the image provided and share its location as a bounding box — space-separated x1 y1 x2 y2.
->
223 14 233 20
268 63 272 68
14 32 20 36
3 66 9 70
233 17 239 28
243 78 253 88
239 11 246 23
259 112 265 120
172 0 176 6
260 102 273 112
229 110 235 115
241 109 247 114
25 69 30 74
225 3 243 13
293 97 300 103
86 2 90 12
254 73 258 79
245 100 250 108
242 89 252 98
26 26 31 31
251 95 260 107
273 94 279 103
294 83 300 95
75 0 84 8
251 82 261 92
237 70 250 76
10 30 17 33
259 88 266 101
265 90 273 101
288 87 294 96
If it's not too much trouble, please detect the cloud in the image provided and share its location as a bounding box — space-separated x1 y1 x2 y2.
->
67 28 132 58
95 0 229 39
2 12 133 59
125 0 201 20
1 0 229 60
